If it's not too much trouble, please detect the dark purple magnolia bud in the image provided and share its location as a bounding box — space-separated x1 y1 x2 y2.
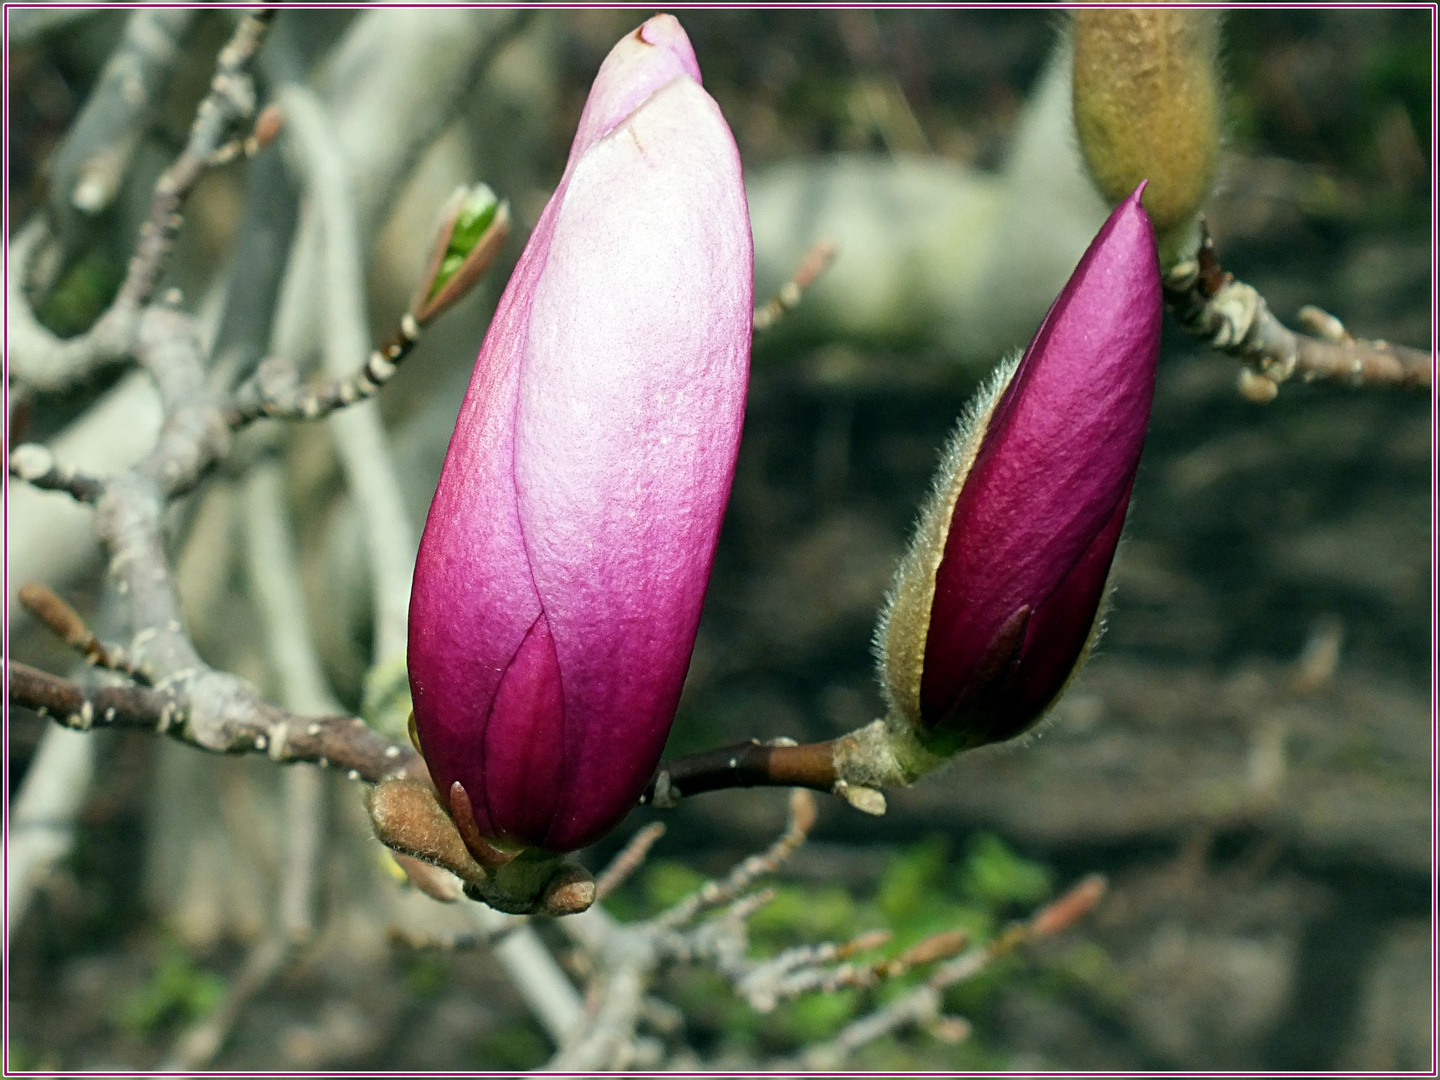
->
407 16 753 853
876 183 1161 753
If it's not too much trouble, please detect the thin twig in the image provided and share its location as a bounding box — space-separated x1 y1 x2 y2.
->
658 790 817 929
753 238 838 331
226 188 506 427
593 823 667 903
7 443 108 503
17 583 146 680
1164 220 1432 399
548 795 818 1071
227 322 419 426
112 10 273 315
792 874 1108 1069
162 935 288 1071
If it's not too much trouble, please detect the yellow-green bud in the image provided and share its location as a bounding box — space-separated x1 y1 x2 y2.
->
1071 7 1222 264
409 183 510 325
427 185 500 301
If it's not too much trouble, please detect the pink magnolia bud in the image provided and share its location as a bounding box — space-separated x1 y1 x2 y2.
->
408 15 752 853
878 184 1160 753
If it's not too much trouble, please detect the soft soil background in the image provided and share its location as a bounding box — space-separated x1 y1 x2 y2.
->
6 8 1433 1072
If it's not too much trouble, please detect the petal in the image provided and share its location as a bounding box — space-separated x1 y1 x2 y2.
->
482 611 566 844
407 170 566 819
568 14 703 167
515 76 753 849
988 476 1131 742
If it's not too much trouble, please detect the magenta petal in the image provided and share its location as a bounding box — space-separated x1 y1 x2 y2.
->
515 77 750 851
483 613 565 843
920 185 1160 739
984 477 1132 743
568 14 703 166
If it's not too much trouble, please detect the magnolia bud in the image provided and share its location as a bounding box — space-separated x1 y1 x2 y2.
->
876 184 1161 755
407 16 753 853
1072 7 1221 262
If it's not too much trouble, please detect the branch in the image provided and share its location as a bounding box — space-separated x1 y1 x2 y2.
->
642 719 927 817
242 458 585 1055
162 935 287 1071
9 11 272 392
10 11 587 1054
4 727 96 946
5 219 138 391
46 9 197 223
753 238 838 332
16 583 145 680
6 18 385 789
241 458 340 947
241 459 344 716
1164 220 1433 400
8 662 418 784
7 7 106 46
138 467 340 1067
8 443 107 504
789 873 1108 1070
641 738 836 804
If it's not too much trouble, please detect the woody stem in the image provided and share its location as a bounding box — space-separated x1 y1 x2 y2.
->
641 739 839 806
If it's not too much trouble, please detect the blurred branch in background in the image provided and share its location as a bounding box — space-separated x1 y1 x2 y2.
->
277 84 416 665
44 9 197 251
6 7 1432 1073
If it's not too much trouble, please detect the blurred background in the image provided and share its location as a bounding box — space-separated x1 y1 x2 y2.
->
6 7 1432 1071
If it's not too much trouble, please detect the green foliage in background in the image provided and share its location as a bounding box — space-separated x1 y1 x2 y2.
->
473 1019 551 1072
38 249 124 337
1359 36 1431 153
401 951 450 1000
116 940 226 1036
598 831 1059 1062
360 654 414 742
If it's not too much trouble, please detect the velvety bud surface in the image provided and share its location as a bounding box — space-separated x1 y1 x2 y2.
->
920 185 1160 747
408 16 752 852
